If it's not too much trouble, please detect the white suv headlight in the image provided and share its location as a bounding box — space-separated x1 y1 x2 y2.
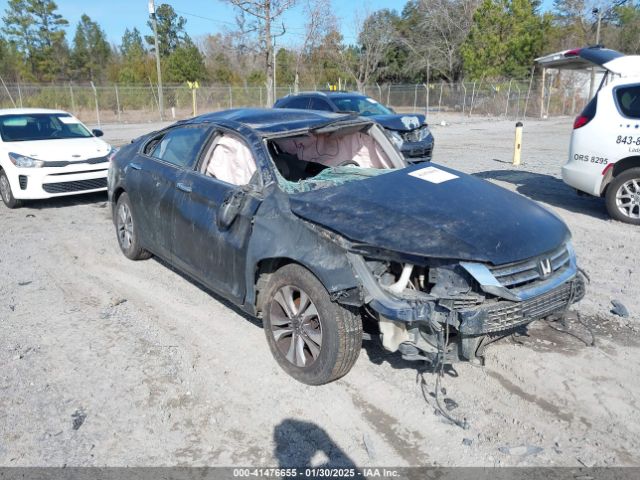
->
8 152 45 168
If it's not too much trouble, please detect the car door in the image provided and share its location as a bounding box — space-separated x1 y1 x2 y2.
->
171 129 262 303
125 125 212 260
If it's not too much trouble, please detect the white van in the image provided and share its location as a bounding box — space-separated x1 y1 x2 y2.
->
555 47 640 224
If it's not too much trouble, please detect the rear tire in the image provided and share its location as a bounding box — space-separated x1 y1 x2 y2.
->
115 192 152 260
605 167 640 225
261 264 362 385
0 170 22 209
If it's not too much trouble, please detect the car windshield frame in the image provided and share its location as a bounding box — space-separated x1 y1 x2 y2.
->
331 96 394 116
0 113 93 142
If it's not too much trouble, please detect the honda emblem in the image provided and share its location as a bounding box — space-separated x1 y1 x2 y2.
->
538 258 552 278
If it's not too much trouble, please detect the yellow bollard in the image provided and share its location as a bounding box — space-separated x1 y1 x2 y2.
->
512 121 523 166
187 81 200 117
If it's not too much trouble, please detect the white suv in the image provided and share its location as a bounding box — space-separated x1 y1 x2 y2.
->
0 108 114 209
560 47 640 224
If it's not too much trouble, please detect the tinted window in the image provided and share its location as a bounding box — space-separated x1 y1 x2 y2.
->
281 97 310 109
309 98 334 111
615 85 640 119
148 127 210 168
332 96 394 116
0 113 92 142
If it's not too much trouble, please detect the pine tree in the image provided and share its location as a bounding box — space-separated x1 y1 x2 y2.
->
1 0 68 80
145 4 189 58
461 0 549 79
71 14 111 81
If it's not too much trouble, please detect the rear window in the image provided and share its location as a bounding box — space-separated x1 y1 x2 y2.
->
615 85 640 118
279 97 310 109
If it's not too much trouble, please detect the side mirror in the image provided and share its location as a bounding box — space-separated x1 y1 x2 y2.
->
92 129 104 137
217 190 246 231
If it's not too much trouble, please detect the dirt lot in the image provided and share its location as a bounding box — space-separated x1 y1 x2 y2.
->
1 115 639 468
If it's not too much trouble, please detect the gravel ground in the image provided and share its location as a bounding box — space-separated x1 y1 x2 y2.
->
1 114 638 468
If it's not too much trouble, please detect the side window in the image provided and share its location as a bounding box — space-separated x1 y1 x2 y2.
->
615 85 640 119
309 98 333 111
146 126 210 168
282 97 310 109
201 134 257 186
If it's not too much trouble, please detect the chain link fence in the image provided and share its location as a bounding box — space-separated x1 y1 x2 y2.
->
0 72 590 125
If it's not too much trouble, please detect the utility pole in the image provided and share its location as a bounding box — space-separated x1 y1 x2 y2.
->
589 7 603 100
273 35 277 104
272 23 286 106
149 0 164 120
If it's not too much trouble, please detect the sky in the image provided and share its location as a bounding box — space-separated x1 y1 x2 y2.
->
0 0 406 47
0 0 558 48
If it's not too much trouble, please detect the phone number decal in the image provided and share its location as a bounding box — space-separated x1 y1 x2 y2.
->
617 135 640 145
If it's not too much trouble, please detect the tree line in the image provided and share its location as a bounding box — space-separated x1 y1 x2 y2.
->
1 0 639 89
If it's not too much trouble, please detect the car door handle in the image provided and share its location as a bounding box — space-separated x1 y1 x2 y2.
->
129 162 142 170
176 182 192 193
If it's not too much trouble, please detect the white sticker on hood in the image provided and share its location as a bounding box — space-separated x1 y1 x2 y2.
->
409 166 458 184
401 116 420 130
59 116 81 124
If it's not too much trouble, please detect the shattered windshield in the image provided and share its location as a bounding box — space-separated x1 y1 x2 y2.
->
268 125 399 192
277 165 392 193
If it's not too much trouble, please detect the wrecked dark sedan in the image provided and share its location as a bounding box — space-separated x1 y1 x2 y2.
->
274 91 434 161
108 108 585 385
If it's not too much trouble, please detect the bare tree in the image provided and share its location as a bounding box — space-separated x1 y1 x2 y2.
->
293 0 336 92
398 0 479 83
225 0 297 105
343 10 395 92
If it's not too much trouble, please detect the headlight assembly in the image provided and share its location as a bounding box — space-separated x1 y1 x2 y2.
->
107 146 119 162
8 152 44 168
387 130 404 149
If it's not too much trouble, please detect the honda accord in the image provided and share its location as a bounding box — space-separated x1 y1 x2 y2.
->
108 108 585 385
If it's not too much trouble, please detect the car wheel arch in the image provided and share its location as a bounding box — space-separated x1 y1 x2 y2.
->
112 186 126 204
253 257 326 316
251 255 361 317
601 155 640 195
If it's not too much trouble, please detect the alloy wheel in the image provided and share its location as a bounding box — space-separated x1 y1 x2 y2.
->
615 178 640 220
0 175 10 203
269 285 323 368
117 202 134 249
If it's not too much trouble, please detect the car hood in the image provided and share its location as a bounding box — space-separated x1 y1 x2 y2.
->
288 164 569 265
368 114 426 132
2 137 110 161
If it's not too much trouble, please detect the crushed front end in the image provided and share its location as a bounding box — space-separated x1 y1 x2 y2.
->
347 241 585 364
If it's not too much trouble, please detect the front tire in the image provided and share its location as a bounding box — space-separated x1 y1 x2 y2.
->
0 170 22 209
261 264 362 385
115 192 152 260
605 167 640 224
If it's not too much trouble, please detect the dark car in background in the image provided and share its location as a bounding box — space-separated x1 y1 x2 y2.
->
108 108 584 386
274 91 434 162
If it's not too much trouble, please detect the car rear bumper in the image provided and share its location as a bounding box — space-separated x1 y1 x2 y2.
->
562 152 607 197
6 163 109 200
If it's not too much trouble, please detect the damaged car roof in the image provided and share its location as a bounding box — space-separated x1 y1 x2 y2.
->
189 108 367 135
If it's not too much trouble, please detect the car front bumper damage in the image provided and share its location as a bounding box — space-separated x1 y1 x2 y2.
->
347 249 586 355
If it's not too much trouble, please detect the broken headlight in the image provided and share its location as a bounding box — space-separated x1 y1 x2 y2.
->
387 130 404 149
